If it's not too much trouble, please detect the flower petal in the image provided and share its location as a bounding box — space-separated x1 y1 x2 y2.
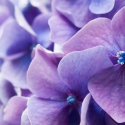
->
32 14 52 48
63 18 118 55
27 45 68 100
58 46 113 99
49 15 79 45
88 65 125 123
4 96 27 125
0 18 32 58
27 96 69 125
1 53 31 89
0 75 16 105
53 0 96 28
21 109 31 125
89 0 115 14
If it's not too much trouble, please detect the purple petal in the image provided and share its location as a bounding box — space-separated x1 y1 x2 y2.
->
53 0 96 28
4 96 27 125
32 14 52 48
49 15 79 45
27 45 68 99
0 75 16 105
80 93 91 125
89 0 115 14
1 53 31 89
0 17 32 59
88 65 125 123
0 6 10 25
0 106 10 125
27 96 69 125
112 5 125 36
58 46 113 99
63 18 119 55
21 109 31 125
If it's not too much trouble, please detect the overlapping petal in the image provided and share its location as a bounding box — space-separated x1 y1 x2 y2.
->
63 18 119 55
0 75 16 105
49 15 79 45
4 96 27 125
27 96 69 125
53 0 96 28
21 109 31 125
58 46 113 99
0 17 32 59
88 65 125 123
1 53 31 88
27 45 68 100
32 14 52 48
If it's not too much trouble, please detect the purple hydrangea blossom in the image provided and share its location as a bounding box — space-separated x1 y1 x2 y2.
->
0 13 52 88
62 6 125 123
26 44 112 125
49 0 125 45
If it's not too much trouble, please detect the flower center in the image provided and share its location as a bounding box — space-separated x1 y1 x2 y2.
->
117 51 125 65
67 95 76 105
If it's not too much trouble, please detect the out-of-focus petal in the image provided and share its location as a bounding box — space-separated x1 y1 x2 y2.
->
27 96 69 125
32 14 52 48
0 17 32 59
89 0 115 14
49 15 79 45
4 96 27 125
63 18 119 55
88 65 125 123
0 6 10 26
1 53 31 89
21 109 31 125
53 0 96 28
58 46 113 99
0 75 16 105
27 45 68 100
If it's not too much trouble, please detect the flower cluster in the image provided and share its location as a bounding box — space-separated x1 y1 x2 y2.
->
0 0 125 125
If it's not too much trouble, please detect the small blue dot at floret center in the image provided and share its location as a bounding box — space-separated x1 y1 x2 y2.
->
67 95 76 105
117 51 125 65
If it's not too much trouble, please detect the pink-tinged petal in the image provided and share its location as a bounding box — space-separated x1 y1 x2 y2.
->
1 53 31 89
49 15 79 45
27 44 68 100
80 93 91 125
89 0 115 14
53 0 96 28
0 106 10 125
88 65 125 123
4 96 27 125
63 18 118 55
32 14 52 48
21 109 31 125
58 46 113 99
112 6 125 36
0 75 16 105
27 96 69 125
0 17 32 58
0 6 10 25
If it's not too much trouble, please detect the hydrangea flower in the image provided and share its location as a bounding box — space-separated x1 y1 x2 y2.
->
0 13 52 88
49 0 125 45
26 44 112 125
62 6 125 123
